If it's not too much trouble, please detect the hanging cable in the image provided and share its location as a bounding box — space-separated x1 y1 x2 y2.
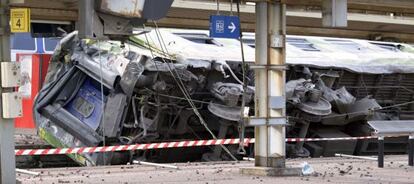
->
140 25 237 160
97 40 107 165
224 63 244 85
379 100 414 110
156 27 238 161
152 25 235 157
236 0 248 155
142 24 163 79
150 22 238 161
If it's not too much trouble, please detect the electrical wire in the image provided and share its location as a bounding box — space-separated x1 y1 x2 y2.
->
216 0 220 15
230 0 233 16
150 22 238 161
97 40 107 165
139 26 237 160
379 100 414 110
236 0 248 155
152 25 238 161
224 63 244 85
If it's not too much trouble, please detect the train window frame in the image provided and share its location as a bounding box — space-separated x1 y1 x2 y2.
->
43 37 60 53
174 33 223 46
324 39 371 52
242 38 255 48
287 37 320 52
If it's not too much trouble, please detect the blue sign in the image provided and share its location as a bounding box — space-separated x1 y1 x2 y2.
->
209 15 241 39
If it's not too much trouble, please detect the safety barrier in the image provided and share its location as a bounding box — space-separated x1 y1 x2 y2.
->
15 138 250 156
14 135 399 156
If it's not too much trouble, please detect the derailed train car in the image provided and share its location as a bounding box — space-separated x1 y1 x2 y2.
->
33 29 414 165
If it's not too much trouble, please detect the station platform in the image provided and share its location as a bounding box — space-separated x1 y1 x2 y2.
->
14 128 78 168
16 155 413 184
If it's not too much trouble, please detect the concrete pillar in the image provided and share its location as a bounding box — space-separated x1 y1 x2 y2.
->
253 1 270 167
254 1 286 168
241 1 300 176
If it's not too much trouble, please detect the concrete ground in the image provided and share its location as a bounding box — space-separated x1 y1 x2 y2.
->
16 155 414 184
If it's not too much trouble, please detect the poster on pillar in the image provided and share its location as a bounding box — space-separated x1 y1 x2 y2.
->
209 15 241 39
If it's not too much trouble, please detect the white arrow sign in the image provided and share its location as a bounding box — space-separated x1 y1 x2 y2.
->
228 22 236 33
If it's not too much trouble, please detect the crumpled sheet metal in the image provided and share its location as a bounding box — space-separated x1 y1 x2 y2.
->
71 50 120 89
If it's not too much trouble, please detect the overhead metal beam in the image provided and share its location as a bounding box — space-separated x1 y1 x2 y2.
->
284 0 414 14
8 0 414 42
10 0 414 18
11 0 414 13
160 1 414 42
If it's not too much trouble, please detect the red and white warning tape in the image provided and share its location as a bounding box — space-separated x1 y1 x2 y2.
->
15 135 396 156
15 138 252 156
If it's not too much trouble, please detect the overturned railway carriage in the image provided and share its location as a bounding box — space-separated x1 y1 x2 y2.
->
33 29 414 165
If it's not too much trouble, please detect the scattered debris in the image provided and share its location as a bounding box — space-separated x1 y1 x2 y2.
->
301 162 314 175
133 160 179 169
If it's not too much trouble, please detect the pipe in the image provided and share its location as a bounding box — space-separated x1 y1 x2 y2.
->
15 169 40 176
334 153 378 161
133 160 179 169
409 135 413 166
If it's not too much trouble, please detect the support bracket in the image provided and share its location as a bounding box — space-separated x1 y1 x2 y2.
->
249 64 286 71
245 117 286 126
269 96 285 109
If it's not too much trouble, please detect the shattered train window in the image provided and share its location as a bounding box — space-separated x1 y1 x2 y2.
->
73 96 95 118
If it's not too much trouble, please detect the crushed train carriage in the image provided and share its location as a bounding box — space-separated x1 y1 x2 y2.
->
33 29 414 166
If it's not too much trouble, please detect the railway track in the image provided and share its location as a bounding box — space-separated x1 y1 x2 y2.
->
15 133 78 169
